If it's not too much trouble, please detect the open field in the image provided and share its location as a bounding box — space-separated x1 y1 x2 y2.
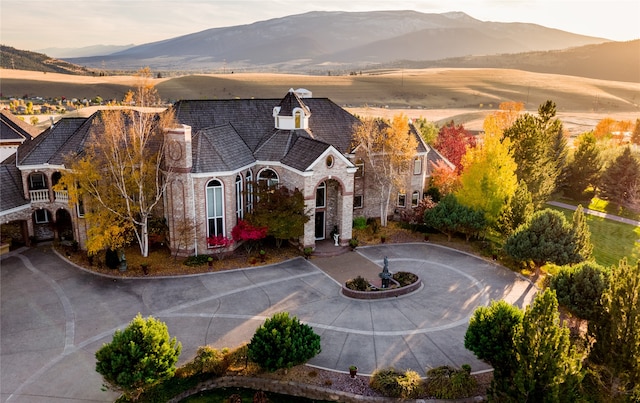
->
2 68 639 135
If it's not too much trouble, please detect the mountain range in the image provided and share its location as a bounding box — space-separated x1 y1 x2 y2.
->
65 10 610 72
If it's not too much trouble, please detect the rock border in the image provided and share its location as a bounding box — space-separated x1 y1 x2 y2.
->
342 274 422 300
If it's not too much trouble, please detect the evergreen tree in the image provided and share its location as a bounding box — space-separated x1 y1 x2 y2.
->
496 179 534 236
550 261 610 321
248 312 321 372
507 289 583 402
570 205 593 262
599 147 640 205
95 314 182 401
504 209 582 274
589 258 640 395
565 132 602 198
423 194 485 241
502 100 564 207
465 300 523 380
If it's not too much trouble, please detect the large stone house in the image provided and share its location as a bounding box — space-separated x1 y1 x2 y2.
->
0 89 452 255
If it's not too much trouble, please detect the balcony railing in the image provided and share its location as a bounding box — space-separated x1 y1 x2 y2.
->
55 190 69 203
29 189 49 202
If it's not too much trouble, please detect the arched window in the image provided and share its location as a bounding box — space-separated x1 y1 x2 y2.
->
245 170 253 214
206 179 224 237
235 175 243 220
316 181 326 208
412 191 420 207
258 168 279 188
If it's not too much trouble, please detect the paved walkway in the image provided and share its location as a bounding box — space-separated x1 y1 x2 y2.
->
547 200 640 226
1 243 537 403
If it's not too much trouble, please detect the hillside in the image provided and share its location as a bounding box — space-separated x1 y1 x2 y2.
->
396 40 640 83
66 10 608 72
0 45 94 75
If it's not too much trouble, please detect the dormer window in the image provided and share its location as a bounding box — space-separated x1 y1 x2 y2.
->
274 91 311 130
295 110 301 128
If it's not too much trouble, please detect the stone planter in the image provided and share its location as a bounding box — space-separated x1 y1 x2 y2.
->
342 274 422 300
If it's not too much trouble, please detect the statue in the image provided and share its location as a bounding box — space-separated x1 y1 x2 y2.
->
379 256 392 288
333 232 340 246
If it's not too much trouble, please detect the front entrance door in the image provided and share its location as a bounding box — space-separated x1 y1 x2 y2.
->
314 211 325 240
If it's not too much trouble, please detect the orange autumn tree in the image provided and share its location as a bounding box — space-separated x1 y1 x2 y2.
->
352 114 417 226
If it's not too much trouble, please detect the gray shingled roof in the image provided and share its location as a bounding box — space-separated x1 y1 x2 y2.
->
192 124 255 173
280 137 332 172
172 96 361 159
1 110 40 141
18 117 88 166
0 164 29 212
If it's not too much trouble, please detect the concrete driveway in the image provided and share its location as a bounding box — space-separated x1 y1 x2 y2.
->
1 243 536 403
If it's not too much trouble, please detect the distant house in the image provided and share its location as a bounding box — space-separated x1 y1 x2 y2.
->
0 90 452 254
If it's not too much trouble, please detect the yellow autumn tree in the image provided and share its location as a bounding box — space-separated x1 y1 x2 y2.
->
455 113 518 225
352 114 417 226
55 68 175 257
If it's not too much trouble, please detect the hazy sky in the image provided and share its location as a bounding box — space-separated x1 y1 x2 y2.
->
2 0 639 51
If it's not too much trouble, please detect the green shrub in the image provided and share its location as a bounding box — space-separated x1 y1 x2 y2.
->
95 314 182 401
180 346 229 377
393 271 418 287
353 216 367 229
183 254 211 266
397 369 425 398
370 368 403 397
345 276 370 291
425 365 477 399
550 261 611 320
367 217 380 234
247 312 321 372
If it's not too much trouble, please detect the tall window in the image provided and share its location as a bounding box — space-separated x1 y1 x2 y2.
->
206 179 224 237
245 170 253 214
258 169 279 188
235 175 243 220
354 195 363 209
294 110 302 128
316 181 326 208
355 158 364 178
413 157 422 175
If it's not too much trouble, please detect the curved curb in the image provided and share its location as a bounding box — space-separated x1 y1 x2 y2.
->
342 275 422 299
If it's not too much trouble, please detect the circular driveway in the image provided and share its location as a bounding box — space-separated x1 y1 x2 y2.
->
0 243 536 402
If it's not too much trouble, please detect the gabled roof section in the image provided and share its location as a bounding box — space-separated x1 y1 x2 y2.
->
0 164 29 212
254 129 310 162
277 89 311 116
280 137 334 172
192 124 255 173
18 117 88 166
0 110 40 141
172 95 361 157
426 147 456 175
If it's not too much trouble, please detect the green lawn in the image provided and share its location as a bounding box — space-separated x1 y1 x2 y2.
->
550 206 640 267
